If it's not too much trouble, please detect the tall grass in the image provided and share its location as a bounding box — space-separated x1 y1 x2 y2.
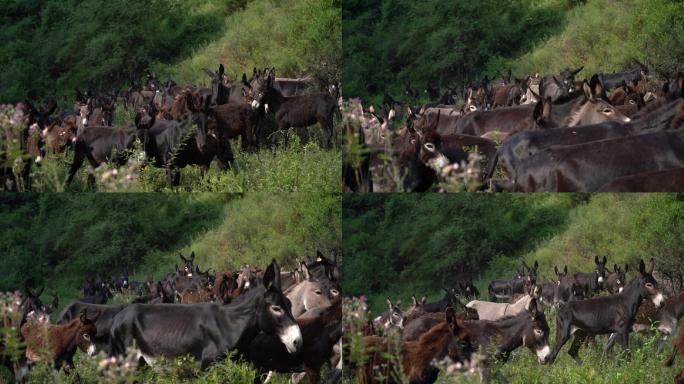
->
154 0 341 86
491 0 684 78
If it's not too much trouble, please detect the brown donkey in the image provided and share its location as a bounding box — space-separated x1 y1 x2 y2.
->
356 307 472 384
21 309 100 369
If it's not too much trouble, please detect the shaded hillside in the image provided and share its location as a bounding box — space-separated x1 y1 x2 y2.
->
343 0 684 103
342 193 684 311
0 0 341 104
0 193 341 306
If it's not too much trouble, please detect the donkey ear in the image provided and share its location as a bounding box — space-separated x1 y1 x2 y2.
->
445 306 456 326
648 258 655 274
263 259 280 290
218 64 225 76
386 297 393 310
639 259 646 274
594 255 600 265
582 81 593 100
411 295 418 307
300 262 312 280
602 256 607 265
614 264 618 272
534 260 539 270
592 75 604 99
421 296 427 305
564 265 568 275
180 253 187 263
554 266 559 275
624 264 629 273
527 298 538 315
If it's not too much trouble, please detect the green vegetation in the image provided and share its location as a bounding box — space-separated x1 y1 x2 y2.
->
0 193 340 383
1 0 341 104
342 193 683 312
0 0 342 192
342 193 684 383
0 193 341 306
343 0 684 104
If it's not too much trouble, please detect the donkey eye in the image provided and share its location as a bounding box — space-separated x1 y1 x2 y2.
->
314 290 323 295
602 108 613 114
645 283 654 288
534 329 543 337
330 289 339 296
271 305 282 313
83 334 90 341
629 100 636 105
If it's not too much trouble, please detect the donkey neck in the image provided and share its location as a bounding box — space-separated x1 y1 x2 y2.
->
265 88 286 113
619 276 646 316
219 286 265 348
403 321 452 378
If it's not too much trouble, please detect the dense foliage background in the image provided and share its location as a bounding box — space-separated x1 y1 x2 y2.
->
0 193 341 306
343 0 684 103
0 0 341 105
342 193 684 311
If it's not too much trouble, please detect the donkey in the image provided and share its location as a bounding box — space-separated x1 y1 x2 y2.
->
180 287 216 304
371 298 404 336
550 259 664 364
540 67 583 102
143 90 208 186
253 74 340 148
554 265 585 304
605 264 628 294
487 266 528 302
467 285 541 321
627 288 684 354
66 105 151 189
356 307 472 384
422 287 459 313
109 260 303 369
573 256 609 297
21 309 100 369
285 262 339 317
246 298 341 384
457 298 551 370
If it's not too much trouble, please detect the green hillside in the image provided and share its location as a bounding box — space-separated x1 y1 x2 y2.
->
343 0 684 103
342 193 684 312
0 0 341 104
0 193 341 307
342 193 684 384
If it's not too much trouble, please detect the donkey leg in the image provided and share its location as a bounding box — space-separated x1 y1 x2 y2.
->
657 334 668 354
550 316 571 363
66 144 86 186
605 333 618 353
619 331 631 357
567 333 584 365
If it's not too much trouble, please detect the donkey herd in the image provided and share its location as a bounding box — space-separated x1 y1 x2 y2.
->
344 63 684 192
0 251 341 383
348 257 684 383
1 65 341 190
